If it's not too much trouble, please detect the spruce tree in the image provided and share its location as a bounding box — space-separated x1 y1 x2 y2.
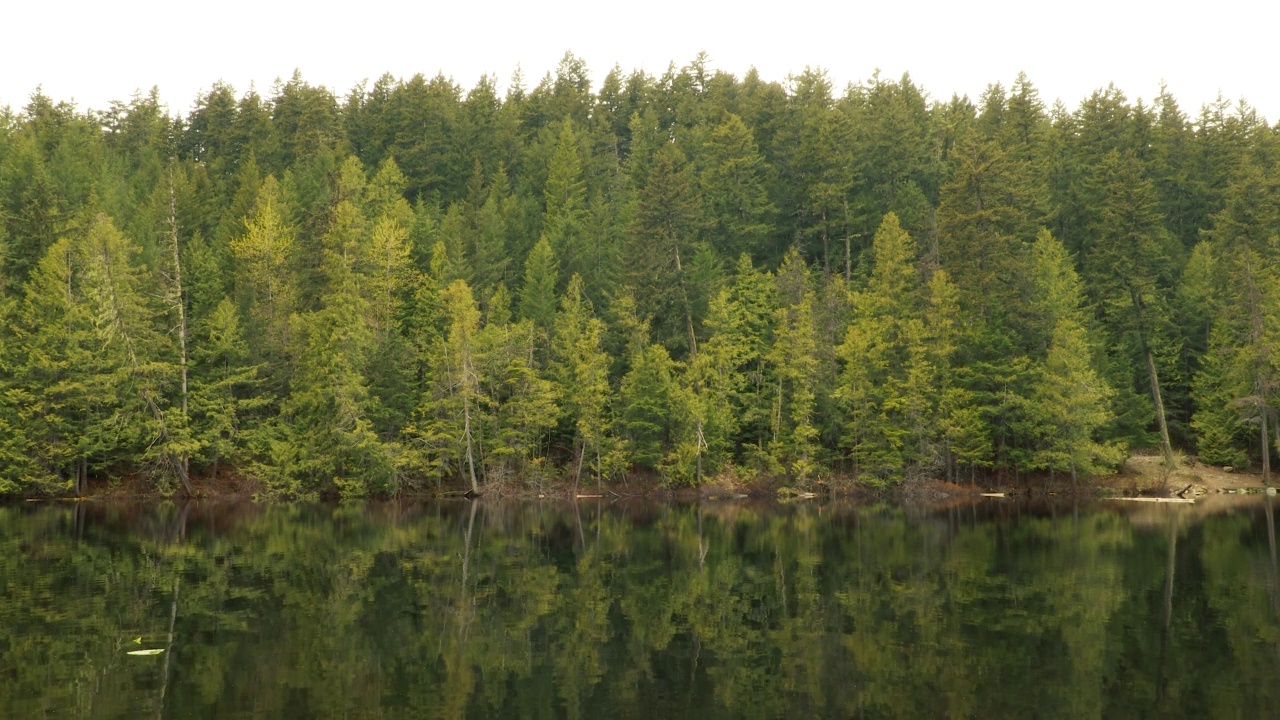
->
699 112 776 262
189 297 269 479
1082 149 1179 466
230 175 297 356
552 274 615 489
837 213 961 480
1026 230 1120 482
412 279 486 493
1030 317 1121 483
476 296 558 482
1197 164 1280 481
518 237 559 331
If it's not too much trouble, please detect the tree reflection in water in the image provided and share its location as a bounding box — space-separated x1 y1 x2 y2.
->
0 498 1277 719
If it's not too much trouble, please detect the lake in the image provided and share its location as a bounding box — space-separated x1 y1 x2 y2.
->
1 497 1277 718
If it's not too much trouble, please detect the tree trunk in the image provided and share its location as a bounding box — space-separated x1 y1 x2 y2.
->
168 174 190 479
1137 319 1174 468
96 240 193 495
573 442 585 493
463 393 479 496
695 418 705 483
1261 394 1271 487
1130 290 1174 469
673 244 698 358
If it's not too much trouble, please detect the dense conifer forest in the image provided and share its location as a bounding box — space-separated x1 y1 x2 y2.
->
1 54 1278 497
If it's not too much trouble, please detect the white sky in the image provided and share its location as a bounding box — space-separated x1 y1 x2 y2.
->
4 1 1278 123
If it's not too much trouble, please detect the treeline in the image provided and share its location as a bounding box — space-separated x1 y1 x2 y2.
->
1 54 1278 496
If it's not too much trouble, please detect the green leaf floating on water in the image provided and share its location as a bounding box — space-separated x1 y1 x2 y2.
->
126 648 165 656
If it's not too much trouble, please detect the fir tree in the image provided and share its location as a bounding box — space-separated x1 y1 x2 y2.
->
552 274 615 489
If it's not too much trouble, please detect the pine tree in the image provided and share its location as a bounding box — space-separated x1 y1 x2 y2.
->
472 184 513 297
0 283 35 493
79 213 194 491
619 342 680 471
543 120 589 278
476 299 558 482
189 298 269 479
1082 149 1179 466
1025 230 1120 482
273 268 390 497
270 189 391 497
721 254 779 460
1197 164 1280 481
836 213 960 480
359 213 417 433
230 175 297 355
614 299 680 472
411 279 487 493
627 143 704 357
1191 325 1250 467
1029 317 1121 483
552 274 615 489
8 237 97 492
518 237 558 330
699 112 776 262
769 286 820 479
682 282 749 478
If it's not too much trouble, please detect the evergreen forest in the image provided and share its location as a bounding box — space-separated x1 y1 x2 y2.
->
2 54 1279 497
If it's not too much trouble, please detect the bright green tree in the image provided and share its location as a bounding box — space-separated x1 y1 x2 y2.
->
189 297 269 478
476 292 559 482
230 175 297 356
1026 230 1120 482
837 213 961 480
411 279 486 493
552 274 616 489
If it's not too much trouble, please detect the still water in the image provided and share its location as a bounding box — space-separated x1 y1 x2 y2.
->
1 497 1277 719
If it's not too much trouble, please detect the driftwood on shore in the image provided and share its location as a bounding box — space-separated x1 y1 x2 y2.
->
1115 497 1195 504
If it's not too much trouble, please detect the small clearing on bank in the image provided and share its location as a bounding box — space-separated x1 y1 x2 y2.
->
1104 453 1271 497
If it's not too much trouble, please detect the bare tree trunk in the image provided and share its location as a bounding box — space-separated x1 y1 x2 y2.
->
673 244 698 358
463 393 479 496
573 442 585 494
695 419 705 483
1261 395 1271 487
168 176 190 479
1133 292 1174 470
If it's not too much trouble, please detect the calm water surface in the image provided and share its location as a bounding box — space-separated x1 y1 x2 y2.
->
1 497 1277 719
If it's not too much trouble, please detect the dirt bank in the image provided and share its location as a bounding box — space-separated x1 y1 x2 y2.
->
1102 453 1272 497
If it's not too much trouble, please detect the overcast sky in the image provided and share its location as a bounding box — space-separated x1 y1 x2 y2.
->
5 1 1277 122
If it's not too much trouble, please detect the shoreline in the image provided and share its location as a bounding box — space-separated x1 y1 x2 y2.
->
8 453 1272 505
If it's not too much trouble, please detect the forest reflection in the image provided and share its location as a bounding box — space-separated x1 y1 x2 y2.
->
1 498 1277 719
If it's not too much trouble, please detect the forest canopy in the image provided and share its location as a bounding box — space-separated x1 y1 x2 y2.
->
1 55 1278 497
